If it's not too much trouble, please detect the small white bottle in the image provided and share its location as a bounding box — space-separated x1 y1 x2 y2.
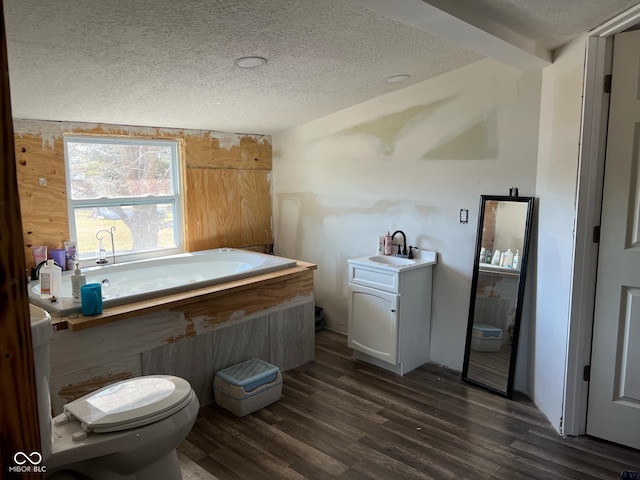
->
505 249 514 268
39 259 62 299
71 262 87 303
513 250 521 270
377 236 384 255
491 250 501 265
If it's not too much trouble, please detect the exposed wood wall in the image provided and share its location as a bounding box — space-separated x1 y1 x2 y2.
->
13 120 273 269
0 1 41 475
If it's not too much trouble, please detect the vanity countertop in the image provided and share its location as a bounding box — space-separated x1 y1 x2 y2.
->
348 250 437 272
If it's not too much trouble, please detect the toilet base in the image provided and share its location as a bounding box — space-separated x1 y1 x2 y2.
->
47 450 181 480
46 392 199 480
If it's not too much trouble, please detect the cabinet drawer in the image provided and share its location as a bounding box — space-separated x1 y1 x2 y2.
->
348 263 399 293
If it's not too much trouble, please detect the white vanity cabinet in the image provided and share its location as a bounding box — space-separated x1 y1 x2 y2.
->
348 284 399 364
347 252 437 376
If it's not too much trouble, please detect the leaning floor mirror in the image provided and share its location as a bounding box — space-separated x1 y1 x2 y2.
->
462 194 534 398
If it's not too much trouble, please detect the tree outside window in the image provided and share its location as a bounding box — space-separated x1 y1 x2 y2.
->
65 137 183 261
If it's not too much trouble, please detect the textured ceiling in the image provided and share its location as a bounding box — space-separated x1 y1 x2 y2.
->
3 0 639 135
443 0 640 49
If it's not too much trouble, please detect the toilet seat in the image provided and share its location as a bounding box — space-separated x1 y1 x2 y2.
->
62 375 193 434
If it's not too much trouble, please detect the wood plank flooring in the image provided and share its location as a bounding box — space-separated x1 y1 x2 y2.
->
466 344 511 391
178 330 640 479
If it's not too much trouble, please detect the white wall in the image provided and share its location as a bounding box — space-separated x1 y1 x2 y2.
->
273 58 542 373
533 36 587 429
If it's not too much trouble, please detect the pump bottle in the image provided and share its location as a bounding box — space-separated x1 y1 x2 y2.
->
71 262 87 303
383 231 393 255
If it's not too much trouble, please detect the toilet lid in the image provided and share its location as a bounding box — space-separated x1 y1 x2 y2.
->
63 375 193 433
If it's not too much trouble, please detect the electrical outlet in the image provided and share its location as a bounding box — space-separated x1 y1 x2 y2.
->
460 209 469 224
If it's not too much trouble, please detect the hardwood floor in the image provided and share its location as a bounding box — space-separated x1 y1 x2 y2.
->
466 344 511 392
178 330 640 479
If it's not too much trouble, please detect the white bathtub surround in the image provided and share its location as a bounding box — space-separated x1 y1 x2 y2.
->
47 265 316 414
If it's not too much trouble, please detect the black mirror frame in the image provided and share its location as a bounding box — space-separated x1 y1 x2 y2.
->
461 194 535 398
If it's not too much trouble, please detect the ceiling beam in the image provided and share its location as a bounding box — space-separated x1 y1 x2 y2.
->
349 0 552 70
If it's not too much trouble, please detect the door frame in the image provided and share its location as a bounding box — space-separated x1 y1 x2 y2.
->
564 3 640 436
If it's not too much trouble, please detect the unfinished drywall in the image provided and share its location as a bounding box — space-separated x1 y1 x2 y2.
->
533 36 587 431
273 58 542 373
14 120 273 268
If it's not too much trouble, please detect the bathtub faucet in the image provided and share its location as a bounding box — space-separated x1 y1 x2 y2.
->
96 226 116 264
31 260 49 281
30 258 66 280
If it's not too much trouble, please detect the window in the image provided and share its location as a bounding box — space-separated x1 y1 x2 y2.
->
65 136 183 263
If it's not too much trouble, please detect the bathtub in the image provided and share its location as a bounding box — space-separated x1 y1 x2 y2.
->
28 248 297 317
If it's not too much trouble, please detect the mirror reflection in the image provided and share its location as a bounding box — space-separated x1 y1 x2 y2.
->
462 195 534 397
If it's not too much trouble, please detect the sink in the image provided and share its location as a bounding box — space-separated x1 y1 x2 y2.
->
348 251 437 273
368 255 416 266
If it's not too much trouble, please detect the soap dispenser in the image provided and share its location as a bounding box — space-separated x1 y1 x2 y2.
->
71 262 87 303
383 231 393 255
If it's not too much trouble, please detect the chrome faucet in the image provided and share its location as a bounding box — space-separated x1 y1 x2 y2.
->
392 230 408 257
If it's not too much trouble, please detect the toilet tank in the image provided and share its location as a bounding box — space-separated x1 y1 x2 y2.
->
29 304 53 461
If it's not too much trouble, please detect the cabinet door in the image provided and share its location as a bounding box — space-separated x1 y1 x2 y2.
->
348 284 399 364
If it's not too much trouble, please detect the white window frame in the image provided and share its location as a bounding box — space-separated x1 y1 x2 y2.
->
64 135 184 266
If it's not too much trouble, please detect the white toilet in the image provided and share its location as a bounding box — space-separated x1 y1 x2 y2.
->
30 304 200 479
